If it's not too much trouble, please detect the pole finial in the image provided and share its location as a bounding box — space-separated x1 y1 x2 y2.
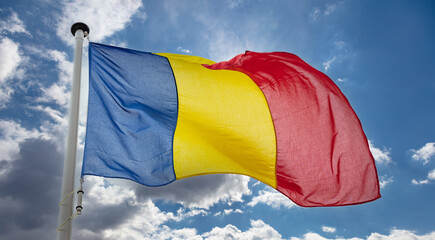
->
71 22 90 36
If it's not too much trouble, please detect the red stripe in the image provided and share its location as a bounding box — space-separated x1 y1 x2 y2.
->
204 52 380 207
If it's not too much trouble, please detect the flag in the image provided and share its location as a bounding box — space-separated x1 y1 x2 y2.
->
82 42 380 207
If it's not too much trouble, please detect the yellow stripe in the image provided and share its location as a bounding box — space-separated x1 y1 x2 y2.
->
158 53 277 188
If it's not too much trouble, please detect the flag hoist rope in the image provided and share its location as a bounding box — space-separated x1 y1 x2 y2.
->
56 178 84 231
57 22 89 240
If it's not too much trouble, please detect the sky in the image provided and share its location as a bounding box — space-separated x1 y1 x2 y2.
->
0 0 434 239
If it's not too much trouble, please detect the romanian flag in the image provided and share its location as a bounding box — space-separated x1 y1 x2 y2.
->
82 43 380 207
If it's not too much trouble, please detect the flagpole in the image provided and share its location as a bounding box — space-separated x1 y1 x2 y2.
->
57 22 89 240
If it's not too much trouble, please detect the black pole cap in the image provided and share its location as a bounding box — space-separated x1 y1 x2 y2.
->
71 22 90 36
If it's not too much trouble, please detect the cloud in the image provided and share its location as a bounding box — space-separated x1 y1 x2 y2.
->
367 229 435 240
322 226 336 233
310 4 338 21
203 25 275 62
97 199 181 239
369 140 392 165
37 50 73 107
86 177 136 206
75 172 245 237
175 208 209 220
215 208 243 216
0 139 62 240
0 37 22 107
323 4 337 16
224 208 243 215
0 10 30 36
410 142 435 165
133 174 252 209
291 229 435 240
0 120 40 170
379 175 394 189
147 226 202 240
411 168 435 186
206 29 252 62
78 199 206 240
428 169 435 180
177 46 192 54
310 8 321 21
412 179 429 185
323 56 336 71
24 44 88 150
77 197 212 239
202 219 283 240
321 39 355 81
227 0 244 9
26 48 75 150
56 0 143 46
248 189 297 209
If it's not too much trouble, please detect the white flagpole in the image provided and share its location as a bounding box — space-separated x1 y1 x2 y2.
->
57 22 89 240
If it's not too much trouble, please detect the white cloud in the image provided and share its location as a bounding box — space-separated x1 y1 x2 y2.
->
321 39 354 80
56 0 143 46
227 0 244 9
334 41 346 50
310 8 321 21
26 48 79 150
310 4 338 21
0 120 41 174
0 10 30 35
252 181 261 187
214 208 243 217
248 189 297 209
323 4 337 16
379 175 394 189
226 209 243 215
224 209 234 215
367 229 435 240
369 140 392 165
86 177 136 205
292 232 357 240
412 179 429 185
135 11 147 22
0 37 22 107
25 45 87 149
31 105 69 152
322 226 336 233
122 218 282 240
411 142 435 165
149 226 202 240
207 29 251 62
175 208 209 220
33 106 66 126
323 56 336 72
177 46 192 54
411 169 435 186
428 169 435 180
291 229 435 240
102 200 180 239
134 174 252 209
95 198 209 240
203 219 283 240
0 85 12 108
235 209 243 214
202 21 275 62
37 50 73 107
182 175 251 209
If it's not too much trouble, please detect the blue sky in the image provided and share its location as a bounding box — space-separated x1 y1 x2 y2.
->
0 0 434 239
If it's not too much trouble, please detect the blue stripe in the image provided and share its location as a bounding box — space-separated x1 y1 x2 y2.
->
82 43 177 186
